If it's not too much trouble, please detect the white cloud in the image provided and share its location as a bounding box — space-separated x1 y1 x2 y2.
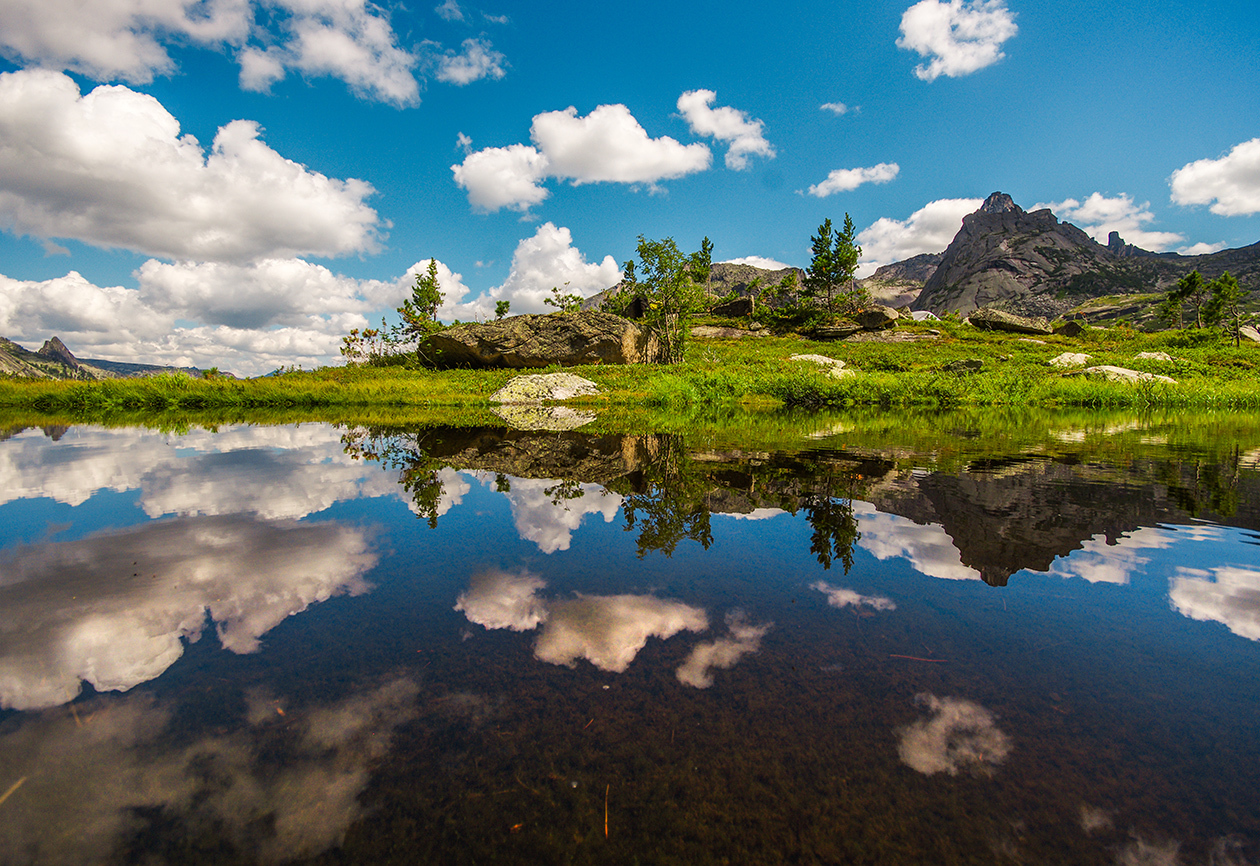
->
897 693 1012 775
534 594 709 673
0 678 418 864
434 37 507 85
721 256 793 270
471 472 622 552
897 0 1018 81
676 89 774 170
675 611 771 688
1033 193 1184 251
1169 138 1260 216
451 142 551 213
434 0 464 21
1038 525 1194 585
0 514 375 710
0 0 422 106
807 163 899 197
455 568 549 632
856 197 982 273
820 102 853 115
1177 241 1228 256
811 580 896 611
453 102 712 212
0 70 382 263
1170 565 1260 641
447 223 621 319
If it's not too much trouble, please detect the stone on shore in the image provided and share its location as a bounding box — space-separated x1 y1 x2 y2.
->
490 372 601 403
1076 365 1176 385
1049 352 1091 368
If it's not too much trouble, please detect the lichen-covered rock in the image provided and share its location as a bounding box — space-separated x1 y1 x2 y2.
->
790 354 853 378
422 311 654 368
490 373 601 403
967 308 1053 335
855 305 900 331
1049 352 1091 368
1135 352 1174 362
1077 365 1176 385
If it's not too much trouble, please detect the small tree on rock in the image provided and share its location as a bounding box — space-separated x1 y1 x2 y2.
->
616 236 709 364
1205 271 1253 347
397 259 445 342
805 215 865 315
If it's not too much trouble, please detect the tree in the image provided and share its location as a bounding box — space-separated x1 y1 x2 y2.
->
397 259 445 342
1159 270 1212 329
805 215 865 315
1205 271 1253 347
616 236 709 364
494 299 511 319
544 282 583 313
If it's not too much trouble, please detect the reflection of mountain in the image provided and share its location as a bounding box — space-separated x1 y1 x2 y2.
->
0 514 376 710
0 677 417 864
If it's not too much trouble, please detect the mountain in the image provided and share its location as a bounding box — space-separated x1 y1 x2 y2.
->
0 336 208 380
911 192 1260 319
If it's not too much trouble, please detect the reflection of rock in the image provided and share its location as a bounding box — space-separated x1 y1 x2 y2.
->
0 515 376 710
490 404 598 432
490 372 600 404
897 693 1011 776
675 611 771 688
454 569 548 632
1170 565 1260 641
534 595 708 672
0 677 417 864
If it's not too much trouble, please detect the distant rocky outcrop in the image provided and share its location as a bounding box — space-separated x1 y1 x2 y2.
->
0 335 211 380
421 311 655 368
910 191 1260 320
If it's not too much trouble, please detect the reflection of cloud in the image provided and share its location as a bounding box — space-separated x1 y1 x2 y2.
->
855 502 980 581
454 568 548 632
0 677 417 864
811 580 896 611
1042 524 1225 585
478 475 622 553
675 611 771 688
716 508 788 521
534 595 708 672
0 425 403 518
0 515 376 710
1170 566 1260 641
897 693 1011 776
1115 837 1180 866
1079 804 1113 833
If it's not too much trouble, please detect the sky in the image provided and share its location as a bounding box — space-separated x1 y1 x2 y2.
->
0 0 1257 375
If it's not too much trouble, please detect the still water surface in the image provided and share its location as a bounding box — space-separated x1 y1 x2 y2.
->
1 416 1259 864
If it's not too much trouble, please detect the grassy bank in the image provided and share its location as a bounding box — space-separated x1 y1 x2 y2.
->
1 319 1256 416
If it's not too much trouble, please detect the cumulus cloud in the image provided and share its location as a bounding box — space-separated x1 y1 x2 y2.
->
1033 193 1184 251
897 693 1012 775
675 611 771 688
811 580 896 611
0 514 376 710
897 0 1018 82
676 89 774 170
433 37 507 85
447 223 622 320
1169 565 1260 641
535 594 709 672
0 70 382 263
807 163 900 197
453 102 712 212
0 0 422 106
469 473 622 552
1169 138 1260 217
1177 241 1228 256
854 501 981 580
820 102 854 115
0 677 418 864
721 256 793 270
455 568 549 632
434 0 465 21
856 197 982 274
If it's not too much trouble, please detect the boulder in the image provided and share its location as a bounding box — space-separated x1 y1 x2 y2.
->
1077 365 1176 385
942 358 983 374
1135 351 1174 362
967 308 1053 335
1049 352 1091 368
909 310 940 322
490 372 601 403
422 311 654 368
1053 320 1086 337
1240 325 1260 343
790 354 852 379
813 322 863 340
710 295 755 317
491 405 597 431
855 305 900 330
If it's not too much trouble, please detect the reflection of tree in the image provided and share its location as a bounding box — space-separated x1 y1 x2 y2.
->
803 474 861 573
1160 449 1241 521
610 438 714 558
341 426 446 527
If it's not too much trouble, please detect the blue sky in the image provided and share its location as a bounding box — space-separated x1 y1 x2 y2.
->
0 0 1257 374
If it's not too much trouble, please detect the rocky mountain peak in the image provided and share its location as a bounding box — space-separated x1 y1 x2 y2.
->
37 336 79 368
977 191 1021 215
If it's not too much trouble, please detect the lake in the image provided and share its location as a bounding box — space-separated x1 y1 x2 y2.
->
1 411 1258 865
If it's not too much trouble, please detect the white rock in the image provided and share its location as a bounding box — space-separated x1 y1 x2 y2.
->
490 372 600 403
790 354 853 378
1238 325 1259 343
1049 352 1091 368
1082 365 1176 385
1135 351 1174 362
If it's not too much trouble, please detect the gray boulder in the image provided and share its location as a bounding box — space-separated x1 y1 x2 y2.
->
967 308 1053 335
490 372 601 403
855 305 900 331
422 311 655 368
710 295 755 317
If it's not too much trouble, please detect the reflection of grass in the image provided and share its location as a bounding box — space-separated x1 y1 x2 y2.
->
2 322 1257 415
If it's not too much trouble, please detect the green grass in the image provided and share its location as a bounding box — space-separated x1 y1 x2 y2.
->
1 321 1256 417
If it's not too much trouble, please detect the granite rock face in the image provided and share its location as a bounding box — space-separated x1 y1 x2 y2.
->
423 312 655 368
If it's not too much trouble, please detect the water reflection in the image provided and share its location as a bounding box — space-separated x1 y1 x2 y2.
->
0 514 375 710
896 693 1012 777
1170 565 1260 641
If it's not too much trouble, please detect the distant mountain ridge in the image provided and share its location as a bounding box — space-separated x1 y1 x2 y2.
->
0 336 208 380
